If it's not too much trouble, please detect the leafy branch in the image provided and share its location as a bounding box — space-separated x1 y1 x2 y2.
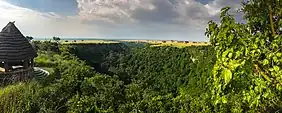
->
268 4 276 37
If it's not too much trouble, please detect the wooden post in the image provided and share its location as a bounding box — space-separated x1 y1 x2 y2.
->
31 59 34 67
24 60 29 69
4 62 9 72
30 59 34 79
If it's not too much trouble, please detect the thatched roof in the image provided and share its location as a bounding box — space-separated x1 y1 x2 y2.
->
0 22 37 62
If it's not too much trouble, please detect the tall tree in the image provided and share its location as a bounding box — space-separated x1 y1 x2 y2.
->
206 0 282 112
53 36 61 43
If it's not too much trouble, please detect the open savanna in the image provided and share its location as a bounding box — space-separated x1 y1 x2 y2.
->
60 40 119 44
39 39 210 47
120 40 210 47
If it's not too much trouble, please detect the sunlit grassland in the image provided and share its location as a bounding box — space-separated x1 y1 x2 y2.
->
60 40 119 44
38 39 209 47
120 40 210 48
150 42 210 48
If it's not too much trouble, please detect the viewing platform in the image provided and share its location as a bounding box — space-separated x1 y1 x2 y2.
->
0 67 33 84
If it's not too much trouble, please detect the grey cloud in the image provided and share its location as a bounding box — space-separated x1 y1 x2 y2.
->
76 0 242 25
0 0 244 41
205 0 243 22
92 23 206 41
131 0 180 23
74 0 243 41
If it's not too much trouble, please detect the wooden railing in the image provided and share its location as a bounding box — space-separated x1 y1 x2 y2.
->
0 67 33 85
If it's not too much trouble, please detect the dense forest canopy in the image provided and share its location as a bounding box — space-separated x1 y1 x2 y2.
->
0 40 216 112
1 0 282 113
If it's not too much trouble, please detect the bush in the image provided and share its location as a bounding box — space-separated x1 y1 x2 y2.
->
0 82 40 113
34 54 54 67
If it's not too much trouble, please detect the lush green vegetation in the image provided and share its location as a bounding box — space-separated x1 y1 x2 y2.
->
69 43 130 74
0 40 217 112
2 1 282 112
204 0 282 112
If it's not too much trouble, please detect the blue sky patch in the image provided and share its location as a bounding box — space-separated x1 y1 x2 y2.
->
7 0 78 16
197 0 211 4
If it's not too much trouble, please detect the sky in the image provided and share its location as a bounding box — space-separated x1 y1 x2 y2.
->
0 0 243 41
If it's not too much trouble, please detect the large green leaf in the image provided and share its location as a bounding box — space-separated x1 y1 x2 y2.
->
263 59 269 66
222 68 232 84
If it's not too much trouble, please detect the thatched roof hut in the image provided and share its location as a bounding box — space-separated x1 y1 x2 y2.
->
0 21 37 62
0 21 37 84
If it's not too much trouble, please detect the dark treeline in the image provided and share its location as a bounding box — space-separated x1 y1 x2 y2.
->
69 43 130 75
71 43 216 112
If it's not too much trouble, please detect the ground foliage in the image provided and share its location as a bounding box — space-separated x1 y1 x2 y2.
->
69 43 130 75
0 40 217 112
65 42 216 112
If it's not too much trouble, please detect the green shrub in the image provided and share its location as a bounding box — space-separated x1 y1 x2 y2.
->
0 82 40 113
34 54 54 67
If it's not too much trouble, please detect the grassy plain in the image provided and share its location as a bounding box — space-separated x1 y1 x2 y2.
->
60 40 119 44
120 40 210 48
38 39 210 47
150 42 210 48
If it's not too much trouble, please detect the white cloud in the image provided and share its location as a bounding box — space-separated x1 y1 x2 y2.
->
205 0 242 14
0 0 243 41
76 0 155 23
0 0 101 38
